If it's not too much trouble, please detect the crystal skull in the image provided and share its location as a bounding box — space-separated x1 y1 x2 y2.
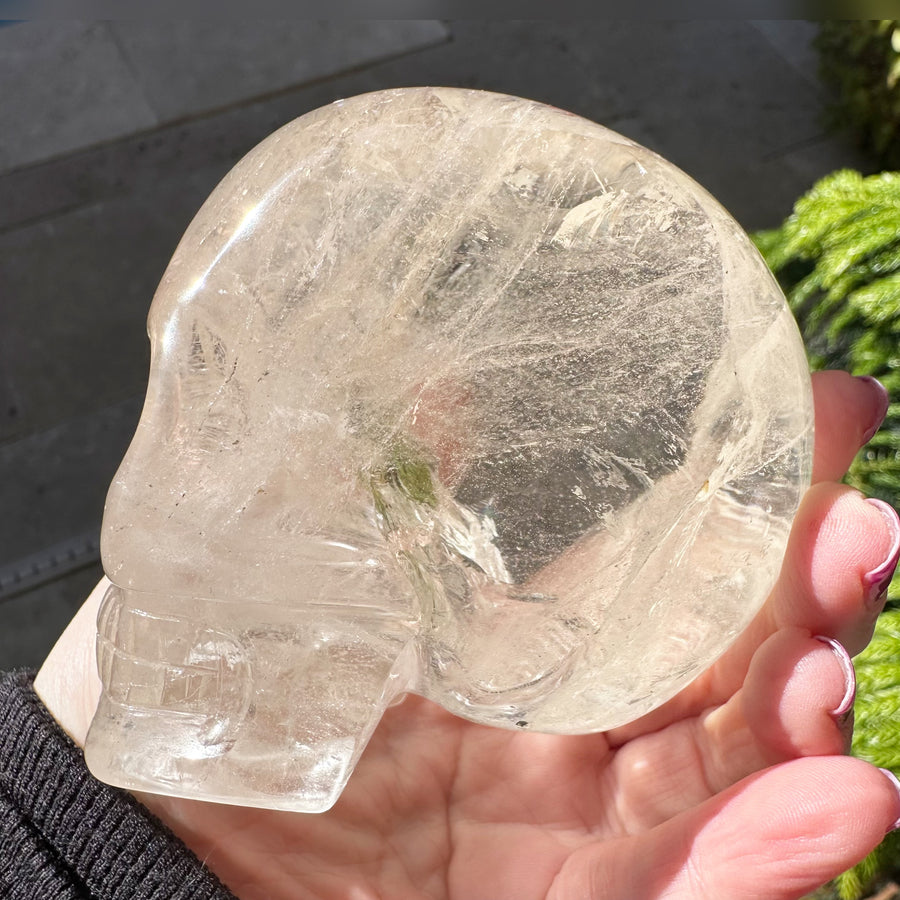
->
84 87 814 812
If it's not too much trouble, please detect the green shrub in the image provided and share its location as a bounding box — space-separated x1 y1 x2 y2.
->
817 20 900 170
755 169 900 899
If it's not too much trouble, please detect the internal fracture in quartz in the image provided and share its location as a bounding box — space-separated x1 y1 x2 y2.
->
84 87 814 813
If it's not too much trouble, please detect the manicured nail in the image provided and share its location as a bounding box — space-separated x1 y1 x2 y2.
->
857 376 890 444
814 635 856 717
864 499 900 607
879 768 900 833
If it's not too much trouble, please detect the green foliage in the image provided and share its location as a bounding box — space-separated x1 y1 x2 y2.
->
835 608 900 900
755 169 900 514
756 169 900 900
816 20 900 170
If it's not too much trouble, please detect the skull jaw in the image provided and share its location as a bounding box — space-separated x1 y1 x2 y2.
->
84 696 380 813
84 584 419 812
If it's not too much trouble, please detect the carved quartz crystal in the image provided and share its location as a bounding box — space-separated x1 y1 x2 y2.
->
84 87 814 812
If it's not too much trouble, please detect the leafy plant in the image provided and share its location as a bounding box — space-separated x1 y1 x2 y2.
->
755 169 900 507
817 20 900 170
755 169 900 899
841 607 900 900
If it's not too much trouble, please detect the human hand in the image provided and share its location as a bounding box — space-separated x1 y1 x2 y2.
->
35 370 900 900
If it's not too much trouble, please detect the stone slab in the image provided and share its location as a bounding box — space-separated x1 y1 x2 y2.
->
110 21 449 123
0 565 102 670
749 19 822 89
1 199 163 443
0 20 448 176
0 396 141 562
0 22 158 174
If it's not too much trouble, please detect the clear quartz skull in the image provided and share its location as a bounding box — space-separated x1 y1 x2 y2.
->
84 87 813 813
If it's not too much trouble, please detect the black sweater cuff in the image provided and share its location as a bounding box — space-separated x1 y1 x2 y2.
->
0 670 237 900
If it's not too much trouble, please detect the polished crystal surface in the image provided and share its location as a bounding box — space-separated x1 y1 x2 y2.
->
84 87 814 812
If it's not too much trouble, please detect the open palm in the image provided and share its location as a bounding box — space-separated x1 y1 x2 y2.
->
37 371 900 900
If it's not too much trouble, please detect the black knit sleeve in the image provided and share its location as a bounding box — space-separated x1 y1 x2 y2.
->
0 670 238 900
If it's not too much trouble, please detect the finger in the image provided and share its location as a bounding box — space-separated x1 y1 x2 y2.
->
811 370 888 483
601 629 851 832
654 758 900 900
752 484 900 656
739 630 853 759
552 757 900 900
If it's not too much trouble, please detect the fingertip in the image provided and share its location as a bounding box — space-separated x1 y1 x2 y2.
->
856 376 891 444
878 767 900 834
811 371 889 483
862 499 900 609
742 629 852 760
812 635 855 717
772 484 897 653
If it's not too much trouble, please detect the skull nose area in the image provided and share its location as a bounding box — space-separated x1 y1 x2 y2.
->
85 583 419 812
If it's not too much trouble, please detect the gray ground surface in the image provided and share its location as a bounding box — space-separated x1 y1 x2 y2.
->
0 20 875 668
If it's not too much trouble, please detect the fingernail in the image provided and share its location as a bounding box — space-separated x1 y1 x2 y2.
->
879 768 900 833
814 635 856 717
864 499 900 607
857 376 890 443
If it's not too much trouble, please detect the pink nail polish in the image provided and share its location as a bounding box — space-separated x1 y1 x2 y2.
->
879 768 900 833
856 376 890 443
864 499 900 607
814 635 856 716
